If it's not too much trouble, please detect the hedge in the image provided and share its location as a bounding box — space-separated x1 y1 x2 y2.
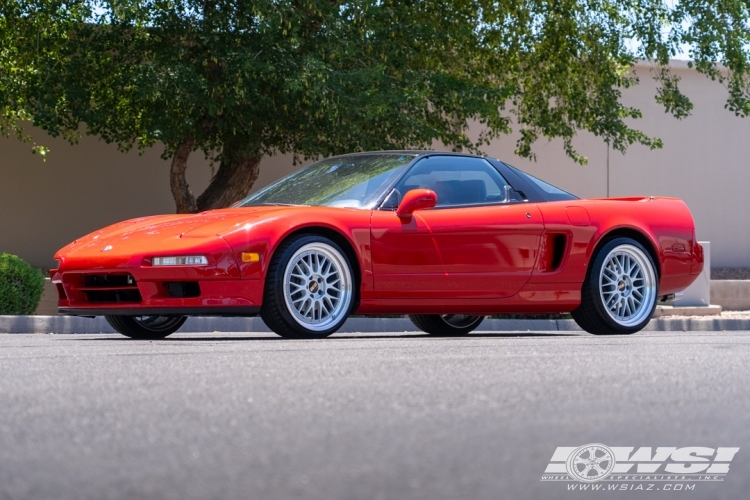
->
0 253 45 315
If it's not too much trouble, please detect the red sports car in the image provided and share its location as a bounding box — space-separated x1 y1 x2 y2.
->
53 152 703 339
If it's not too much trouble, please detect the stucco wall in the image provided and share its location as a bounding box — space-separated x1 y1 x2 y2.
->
481 62 750 267
0 133 308 267
1 61 749 268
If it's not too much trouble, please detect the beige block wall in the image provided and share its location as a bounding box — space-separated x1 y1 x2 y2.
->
462 61 750 267
0 130 301 268
2 61 749 269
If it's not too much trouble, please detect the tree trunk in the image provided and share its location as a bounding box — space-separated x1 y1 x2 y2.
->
169 138 197 214
195 154 261 212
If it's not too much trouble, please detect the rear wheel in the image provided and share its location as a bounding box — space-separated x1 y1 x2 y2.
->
409 314 484 336
105 315 186 339
261 234 354 339
572 238 658 335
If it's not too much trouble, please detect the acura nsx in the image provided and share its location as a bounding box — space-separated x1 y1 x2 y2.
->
53 152 703 338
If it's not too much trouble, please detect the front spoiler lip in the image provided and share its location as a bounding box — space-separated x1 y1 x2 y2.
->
59 306 261 317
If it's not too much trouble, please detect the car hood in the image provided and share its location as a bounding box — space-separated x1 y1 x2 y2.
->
56 207 289 260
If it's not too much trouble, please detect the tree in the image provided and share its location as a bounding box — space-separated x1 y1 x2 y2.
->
2 0 749 213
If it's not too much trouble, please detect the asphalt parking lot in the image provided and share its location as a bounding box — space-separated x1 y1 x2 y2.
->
0 330 748 500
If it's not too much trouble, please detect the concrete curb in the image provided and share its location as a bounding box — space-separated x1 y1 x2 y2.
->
2 315 750 334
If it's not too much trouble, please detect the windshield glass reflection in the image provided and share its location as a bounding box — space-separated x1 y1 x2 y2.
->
236 154 416 209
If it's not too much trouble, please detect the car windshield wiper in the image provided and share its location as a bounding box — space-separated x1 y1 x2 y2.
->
257 202 305 207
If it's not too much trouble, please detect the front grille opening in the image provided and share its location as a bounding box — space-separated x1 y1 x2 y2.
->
83 274 136 288
55 283 68 300
80 273 140 303
164 282 201 298
83 289 142 303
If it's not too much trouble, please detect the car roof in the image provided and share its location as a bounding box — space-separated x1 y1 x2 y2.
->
325 150 488 160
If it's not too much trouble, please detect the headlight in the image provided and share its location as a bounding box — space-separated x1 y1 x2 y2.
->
152 255 209 266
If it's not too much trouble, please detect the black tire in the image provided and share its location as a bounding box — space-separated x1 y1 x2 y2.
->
572 237 658 335
260 234 355 339
105 315 186 339
408 314 485 336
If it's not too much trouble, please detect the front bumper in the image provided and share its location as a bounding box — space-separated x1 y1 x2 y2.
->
60 305 261 317
53 267 264 317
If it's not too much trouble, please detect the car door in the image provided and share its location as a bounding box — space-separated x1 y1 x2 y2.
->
370 156 544 299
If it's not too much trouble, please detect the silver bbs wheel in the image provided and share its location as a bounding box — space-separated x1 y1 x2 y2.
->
283 242 353 332
598 244 656 327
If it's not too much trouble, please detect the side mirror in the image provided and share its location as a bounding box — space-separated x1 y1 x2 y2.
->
396 189 437 218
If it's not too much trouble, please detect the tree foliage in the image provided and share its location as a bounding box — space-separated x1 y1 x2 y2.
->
2 0 749 212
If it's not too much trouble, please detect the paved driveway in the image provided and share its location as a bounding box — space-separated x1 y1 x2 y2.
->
0 330 747 500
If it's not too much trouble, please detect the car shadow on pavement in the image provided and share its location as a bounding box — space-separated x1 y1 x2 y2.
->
72 332 578 342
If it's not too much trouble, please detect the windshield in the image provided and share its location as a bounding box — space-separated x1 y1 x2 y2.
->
236 154 416 209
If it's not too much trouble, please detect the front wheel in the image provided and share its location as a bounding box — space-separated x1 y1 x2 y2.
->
409 314 485 336
572 238 658 335
105 315 186 339
261 235 355 339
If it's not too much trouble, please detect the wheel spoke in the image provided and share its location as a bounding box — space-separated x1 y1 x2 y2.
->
630 295 643 310
298 260 311 276
629 264 640 279
603 267 618 280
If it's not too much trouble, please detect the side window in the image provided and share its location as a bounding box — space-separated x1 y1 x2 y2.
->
389 156 511 208
506 164 578 201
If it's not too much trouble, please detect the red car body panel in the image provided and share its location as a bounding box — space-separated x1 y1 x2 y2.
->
54 193 703 317
370 203 544 299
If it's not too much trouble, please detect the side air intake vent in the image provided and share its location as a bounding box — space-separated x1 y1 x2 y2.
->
540 234 568 272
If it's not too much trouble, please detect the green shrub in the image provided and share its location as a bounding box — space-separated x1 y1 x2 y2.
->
0 253 45 315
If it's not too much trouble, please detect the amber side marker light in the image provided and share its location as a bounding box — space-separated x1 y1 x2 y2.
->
241 252 261 263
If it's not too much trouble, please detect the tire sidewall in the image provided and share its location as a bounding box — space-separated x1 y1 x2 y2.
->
588 238 658 334
267 235 354 337
437 315 484 335
105 315 186 339
409 314 485 336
